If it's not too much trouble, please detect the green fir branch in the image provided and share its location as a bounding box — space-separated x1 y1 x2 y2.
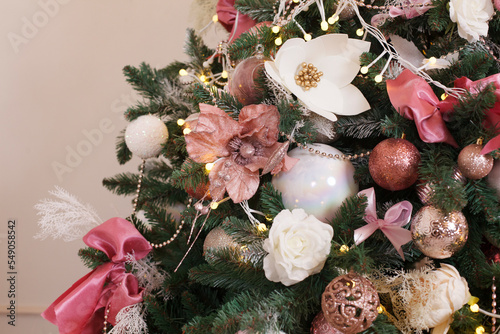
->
418 145 468 212
259 182 285 219
103 172 141 196
115 129 132 165
189 248 274 291
465 179 500 225
170 158 209 193
184 28 215 71
123 63 168 100
449 307 485 334
78 247 109 269
276 98 316 143
335 108 384 139
234 0 275 22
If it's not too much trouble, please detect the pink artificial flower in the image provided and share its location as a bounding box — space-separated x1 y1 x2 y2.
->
495 0 500 11
185 104 297 203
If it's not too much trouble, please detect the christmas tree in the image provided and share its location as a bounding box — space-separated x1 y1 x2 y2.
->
36 0 500 333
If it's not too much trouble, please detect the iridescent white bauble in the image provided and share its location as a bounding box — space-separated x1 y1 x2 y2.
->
125 115 168 159
272 144 358 222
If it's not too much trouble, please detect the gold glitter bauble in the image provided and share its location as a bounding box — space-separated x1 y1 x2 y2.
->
311 312 343 334
457 144 494 180
203 227 238 253
410 205 468 259
368 138 421 191
321 272 380 334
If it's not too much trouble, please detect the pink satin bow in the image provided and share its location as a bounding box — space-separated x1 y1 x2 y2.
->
354 187 413 260
439 74 500 154
386 69 458 147
217 0 258 41
42 217 152 334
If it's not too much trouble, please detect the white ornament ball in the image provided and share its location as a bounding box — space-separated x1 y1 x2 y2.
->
488 160 500 200
125 115 168 159
272 144 358 222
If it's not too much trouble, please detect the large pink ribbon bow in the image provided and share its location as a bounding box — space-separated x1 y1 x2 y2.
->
217 0 258 41
42 217 152 334
386 69 458 147
354 187 413 260
439 74 500 154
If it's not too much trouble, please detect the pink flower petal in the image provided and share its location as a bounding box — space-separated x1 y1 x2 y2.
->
271 151 299 175
208 159 229 202
239 104 280 146
185 104 240 163
208 158 260 203
185 132 228 163
195 104 240 135
225 164 260 203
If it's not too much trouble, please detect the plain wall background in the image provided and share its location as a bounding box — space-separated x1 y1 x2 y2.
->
0 0 225 332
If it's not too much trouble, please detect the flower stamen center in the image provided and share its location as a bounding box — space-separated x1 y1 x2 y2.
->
295 62 323 91
228 137 263 166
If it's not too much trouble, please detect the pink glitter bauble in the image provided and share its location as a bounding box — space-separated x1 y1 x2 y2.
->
321 272 380 334
310 312 343 334
457 144 494 180
369 138 421 191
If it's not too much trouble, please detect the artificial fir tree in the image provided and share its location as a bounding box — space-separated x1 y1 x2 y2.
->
38 0 500 333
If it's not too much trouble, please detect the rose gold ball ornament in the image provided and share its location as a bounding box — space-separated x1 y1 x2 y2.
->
228 52 268 105
457 144 494 180
369 138 421 191
321 272 380 334
311 312 343 334
410 205 468 259
333 3 356 20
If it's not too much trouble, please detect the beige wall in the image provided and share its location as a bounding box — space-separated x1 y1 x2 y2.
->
0 0 225 332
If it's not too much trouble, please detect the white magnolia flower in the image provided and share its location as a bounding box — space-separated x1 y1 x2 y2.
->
410 264 471 333
262 209 333 286
449 0 494 43
264 34 371 122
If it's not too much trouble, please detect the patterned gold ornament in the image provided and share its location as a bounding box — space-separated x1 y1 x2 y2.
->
457 144 494 180
321 272 380 334
410 205 468 259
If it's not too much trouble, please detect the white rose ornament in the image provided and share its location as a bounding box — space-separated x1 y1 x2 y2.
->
263 209 333 286
449 0 494 43
264 34 371 122
409 264 471 333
